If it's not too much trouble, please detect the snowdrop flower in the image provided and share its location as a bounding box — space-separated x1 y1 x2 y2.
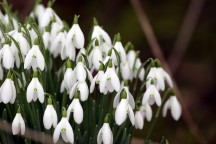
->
69 81 89 101
89 39 102 70
0 71 16 104
0 41 14 69
61 37 75 60
140 103 152 122
100 59 120 93
134 107 144 129
115 90 135 125
50 28 67 57
142 80 161 106
27 24 38 44
43 97 58 129
75 56 93 83
90 64 107 94
66 15 85 49
40 5 54 28
67 91 83 124
120 61 132 80
127 50 136 70
113 82 135 109
91 18 111 46
163 96 182 121
12 107 25 135
50 20 63 41
24 38 45 71
42 25 51 50
26 71 44 103
34 4 45 25
53 107 74 144
112 34 127 65
97 114 113 144
146 63 165 91
133 58 145 81
155 60 173 88
62 59 77 93
12 26 30 56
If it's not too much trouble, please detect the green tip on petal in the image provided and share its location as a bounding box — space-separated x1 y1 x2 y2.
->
150 79 154 85
45 25 51 32
34 38 39 45
33 71 38 78
99 63 104 71
74 91 80 99
116 33 121 42
124 80 128 86
95 39 99 46
6 70 12 79
104 113 110 123
18 25 22 33
62 107 67 117
48 96 52 105
17 106 21 113
93 17 99 26
121 89 127 99
73 15 80 24
151 59 155 67
108 48 112 56
108 59 113 68
66 59 72 68
78 56 82 62
155 59 161 67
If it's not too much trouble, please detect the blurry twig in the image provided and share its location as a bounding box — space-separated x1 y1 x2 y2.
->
0 119 63 144
168 0 205 73
130 0 207 144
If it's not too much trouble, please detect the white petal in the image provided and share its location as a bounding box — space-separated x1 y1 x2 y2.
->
152 86 161 106
135 111 144 129
65 120 74 143
69 82 78 99
142 87 151 105
92 46 102 70
99 72 107 93
97 127 103 144
171 96 182 121
12 114 20 135
90 75 97 93
128 104 135 125
110 69 120 92
78 81 89 101
26 78 36 103
145 104 152 121
164 71 173 88
3 46 14 69
24 47 34 69
113 92 121 108
102 123 113 144
43 105 52 129
1 79 13 104
40 8 53 28
53 120 62 143
115 99 127 125
73 99 83 124
36 78 44 103
162 98 171 118
76 62 86 82
35 47 45 71
20 115 25 135
51 107 58 128
73 24 85 48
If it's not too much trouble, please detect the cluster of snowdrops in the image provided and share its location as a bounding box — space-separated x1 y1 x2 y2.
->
0 1 182 144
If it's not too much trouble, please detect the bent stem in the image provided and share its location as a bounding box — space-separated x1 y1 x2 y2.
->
144 88 172 144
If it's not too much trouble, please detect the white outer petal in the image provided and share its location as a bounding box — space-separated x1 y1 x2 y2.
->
128 104 135 125
115 99 127 125
135 111 144 129
1 79 13 104
171 96 182 121
73 99 83 124
43 105 52 129
78 81 89 101
102 123 113 144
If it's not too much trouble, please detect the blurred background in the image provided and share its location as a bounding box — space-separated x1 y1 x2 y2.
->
6 0 216 143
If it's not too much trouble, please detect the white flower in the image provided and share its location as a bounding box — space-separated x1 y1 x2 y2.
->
97 123 113 144
163 96 182 121
67 92 83 124
146 67 165 91
134 111 143 129
0 72 16 104
89 40 103 70
12 110 25 135
133 58 145 81
90 65 106 93
50 30 67 58
50 21 63 41
157 67 173 88
61 39 76 60
100 60 120 93
142 82 161 106
74 59 93 82
0 43 14 69
34 4 45 25
42 30 51 50
26 72 44 103
63 63 77 93
113 87 135 109
100 42 112 58
69 81 89 101
91 18 111 46
140 104 152 122
120 61 132 80
43 97 58 129
53 108 74 144
24 40 45 71
0 63 3 80
115 90 135 125
127 50 136 70
40 7 54 28
27 24 38 44
112 35 127 65
66 15 84 49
